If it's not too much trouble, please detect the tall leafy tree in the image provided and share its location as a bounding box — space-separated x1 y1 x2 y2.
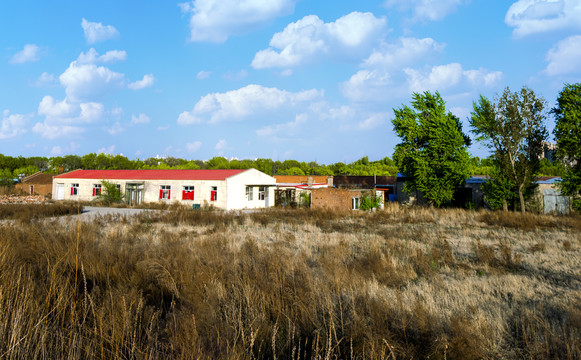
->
392 91 471 207
471 86 548 213
552 83 581 210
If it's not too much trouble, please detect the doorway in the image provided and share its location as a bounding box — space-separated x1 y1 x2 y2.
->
125 183 144 205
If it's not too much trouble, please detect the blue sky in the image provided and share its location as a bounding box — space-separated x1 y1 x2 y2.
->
1 0 580 164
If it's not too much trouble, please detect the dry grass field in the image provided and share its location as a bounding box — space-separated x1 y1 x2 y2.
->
0 204 580 359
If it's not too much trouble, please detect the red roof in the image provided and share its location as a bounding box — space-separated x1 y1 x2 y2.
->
54 169 247 181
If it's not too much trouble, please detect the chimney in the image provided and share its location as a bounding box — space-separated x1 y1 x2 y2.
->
58 166 64 174
327 176 333 187
308 176 313 187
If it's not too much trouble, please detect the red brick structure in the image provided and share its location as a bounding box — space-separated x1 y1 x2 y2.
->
311 188 370 210
14 172 54 197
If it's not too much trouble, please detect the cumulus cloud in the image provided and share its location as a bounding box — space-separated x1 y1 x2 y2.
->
34 96 105 139
131 113 151 124
384 0 465 22
186 141 202 152
251 12 386 69
405 63 502 92
0 110 30 139
128 74 155 90
32 122 84 139
505 0 581 37
179 84 324 124
11 44 42 64
362 37 445 69
545 35 581 75
59 61 125 102
180 0 297 42
81 18 119 44
77 48 127 64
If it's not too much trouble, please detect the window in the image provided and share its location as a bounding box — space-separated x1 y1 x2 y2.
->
71 183 79 196
352 197 360 210
93 184 102 197
210 186 218 201
160 185 171 199
246 186 253 201
258 186 266 200
182 186 195 200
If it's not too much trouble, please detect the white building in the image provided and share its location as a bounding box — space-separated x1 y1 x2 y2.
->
52 169 276 210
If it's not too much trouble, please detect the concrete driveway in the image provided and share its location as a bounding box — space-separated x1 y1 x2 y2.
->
76 206 155 220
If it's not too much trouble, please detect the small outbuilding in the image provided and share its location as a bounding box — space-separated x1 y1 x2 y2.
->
15 172 54 197
52 169 276 210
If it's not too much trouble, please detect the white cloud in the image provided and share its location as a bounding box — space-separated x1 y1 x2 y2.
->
107 121 125 135
177 111 202 125
405 63 502 92
131 113 151 124
97 145 116 154
384 0 465 22
341 69 393 102
11 44 42 64
157 125 170 131
32 122 84 139
186 141 202 152
256 113 307 137
362 37 445 69
128 74 155 90
0 110 29 139
34 96 105 139
35 72 58 87
81 18 119 44
180 0 297 43
179 84 324 124
505 0 581 37
59 61 125 102
215 139 227 150
196 70 211 79
357 113 388 130
77 48 127 64
251 12 386 69
545 35 581 75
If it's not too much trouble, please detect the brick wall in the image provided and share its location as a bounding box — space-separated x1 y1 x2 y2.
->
311 188 366 210
15 183 53 197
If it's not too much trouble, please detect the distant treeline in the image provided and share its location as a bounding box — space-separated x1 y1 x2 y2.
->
0 152 563 186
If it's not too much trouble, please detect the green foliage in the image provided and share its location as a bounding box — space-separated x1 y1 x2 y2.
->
299 192 311 208
392 91 471 207
471 86 548 213
12 165 38 178
0 168 14 186
278 167 306 176
359 192 381 211
552 83 581 210
482 165 517 211
99 180 123 204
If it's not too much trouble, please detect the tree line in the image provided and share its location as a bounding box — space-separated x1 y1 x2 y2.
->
393 83 580 213
0 153 400 186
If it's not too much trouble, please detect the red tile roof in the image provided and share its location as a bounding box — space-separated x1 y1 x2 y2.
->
54 169 247 181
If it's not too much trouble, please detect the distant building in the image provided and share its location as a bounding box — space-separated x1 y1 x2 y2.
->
52 169 276 210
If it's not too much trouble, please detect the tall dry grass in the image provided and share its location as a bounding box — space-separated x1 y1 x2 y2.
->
0 206 579 359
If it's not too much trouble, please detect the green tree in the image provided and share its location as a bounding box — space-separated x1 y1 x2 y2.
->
392 91 471 207
471 86 548 213
99 180 123 204
552 83 581 209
